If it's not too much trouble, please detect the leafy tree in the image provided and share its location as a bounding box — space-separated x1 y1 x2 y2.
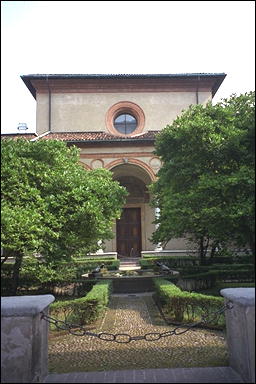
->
150 92 255 265
1 139 127 293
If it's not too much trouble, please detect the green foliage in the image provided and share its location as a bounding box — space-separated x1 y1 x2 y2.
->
140 256 199 269
151 92 255 263
20 257 77 283
198 282 255 297
181 269 254 283
50 280 112 325
1 139 127 293
153 278 225 328
1 139 127 260
71 259 120 274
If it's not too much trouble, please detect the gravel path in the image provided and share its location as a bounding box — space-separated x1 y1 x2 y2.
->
48 293 228 373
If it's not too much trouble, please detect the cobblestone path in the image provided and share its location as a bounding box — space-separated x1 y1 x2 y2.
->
48 293 228 374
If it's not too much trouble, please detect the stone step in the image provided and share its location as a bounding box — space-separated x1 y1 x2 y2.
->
120 262 140 266
44 367 244 383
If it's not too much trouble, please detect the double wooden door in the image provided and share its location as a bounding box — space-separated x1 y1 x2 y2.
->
116 208 141 258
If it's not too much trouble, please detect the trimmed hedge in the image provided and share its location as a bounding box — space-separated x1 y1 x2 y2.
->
182 268 254 282
72 260 120 274
153 278 225 328
139 256 199 269
1 258 119 294
50 279 112 326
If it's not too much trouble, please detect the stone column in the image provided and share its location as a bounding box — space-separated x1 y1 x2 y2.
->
154 207 163 251
221 288 255 383
1 294 55 383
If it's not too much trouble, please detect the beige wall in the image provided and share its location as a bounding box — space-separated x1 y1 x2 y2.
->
36 91 212 135
35 88 212 254
104 202 156 253
103 204 191 253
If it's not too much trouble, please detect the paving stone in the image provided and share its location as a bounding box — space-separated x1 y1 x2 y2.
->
45 367 244 383
46 293 233 380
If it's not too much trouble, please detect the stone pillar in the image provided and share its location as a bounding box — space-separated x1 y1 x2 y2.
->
1 294 55 383
221 288 255 383
154 207 163 251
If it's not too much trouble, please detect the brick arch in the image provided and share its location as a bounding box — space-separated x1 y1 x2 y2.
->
105 158 156 182
79 161 91 170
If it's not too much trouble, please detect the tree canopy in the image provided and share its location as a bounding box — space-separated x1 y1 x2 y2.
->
150 92 255 264
1 139 127 292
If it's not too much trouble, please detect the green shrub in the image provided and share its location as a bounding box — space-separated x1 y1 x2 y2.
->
140 256 199 269
50 279 112 326
153 278 225 328
198 282 255 297
74 256 116 261
73 260 120 274
182 269 254 282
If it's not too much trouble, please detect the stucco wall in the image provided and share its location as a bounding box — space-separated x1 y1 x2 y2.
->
36 91 212 135
79 145 158 173
35 88 212 254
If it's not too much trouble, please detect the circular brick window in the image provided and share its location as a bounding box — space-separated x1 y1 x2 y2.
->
106 101 145 136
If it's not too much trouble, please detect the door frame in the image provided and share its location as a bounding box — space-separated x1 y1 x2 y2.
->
116 205 143 258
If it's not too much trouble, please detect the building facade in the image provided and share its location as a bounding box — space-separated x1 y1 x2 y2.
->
8 73 226 257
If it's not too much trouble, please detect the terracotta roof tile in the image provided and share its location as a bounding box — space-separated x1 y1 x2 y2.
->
1 131 159 143
38 131 158 142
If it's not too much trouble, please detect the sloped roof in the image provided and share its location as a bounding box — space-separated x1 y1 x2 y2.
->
21 73 226 79
37 131 158 143
1 131 158 143
21 73 226 99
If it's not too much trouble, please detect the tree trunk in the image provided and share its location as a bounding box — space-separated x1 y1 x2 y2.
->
209 242 219 264
198 235 211 265
199 236 207 265
11 251 23 295
249 232 255 269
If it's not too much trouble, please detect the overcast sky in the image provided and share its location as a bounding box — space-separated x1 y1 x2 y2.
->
1 0 255 133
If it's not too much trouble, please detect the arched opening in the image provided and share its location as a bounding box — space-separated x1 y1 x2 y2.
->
108 163 154 258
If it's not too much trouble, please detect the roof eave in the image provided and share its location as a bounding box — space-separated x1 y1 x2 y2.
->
66 139 155 144
21 75 37 99
211 74 227 97
21 73 227 99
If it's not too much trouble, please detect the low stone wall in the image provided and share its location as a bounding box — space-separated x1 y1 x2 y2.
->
111 276 155 293
86 252 118 259
1 295 55 383
1 288 255 383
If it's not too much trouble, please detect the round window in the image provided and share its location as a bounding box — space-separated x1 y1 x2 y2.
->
114 113 137 134
106 101 145 136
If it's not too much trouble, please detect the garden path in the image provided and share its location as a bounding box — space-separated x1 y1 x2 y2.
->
44 293 243 382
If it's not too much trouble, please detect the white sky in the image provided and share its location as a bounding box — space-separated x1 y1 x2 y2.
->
1 0 255 133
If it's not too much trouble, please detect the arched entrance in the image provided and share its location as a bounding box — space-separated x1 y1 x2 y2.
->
109 162 154 258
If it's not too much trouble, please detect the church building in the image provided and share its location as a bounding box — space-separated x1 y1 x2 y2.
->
7 73 226 258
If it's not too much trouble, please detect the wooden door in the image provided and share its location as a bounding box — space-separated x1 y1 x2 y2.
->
116 208 141 258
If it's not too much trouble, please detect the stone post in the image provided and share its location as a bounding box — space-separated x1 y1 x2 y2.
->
221 288 255 383
154 207 163 251
1 294 55 383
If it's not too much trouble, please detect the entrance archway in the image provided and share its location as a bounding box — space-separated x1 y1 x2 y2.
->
109 163 154 258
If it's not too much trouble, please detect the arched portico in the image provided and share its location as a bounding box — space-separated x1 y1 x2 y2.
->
104 162 156 257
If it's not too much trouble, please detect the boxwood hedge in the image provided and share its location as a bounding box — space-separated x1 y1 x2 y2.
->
153 278 225 329
50 279 112 326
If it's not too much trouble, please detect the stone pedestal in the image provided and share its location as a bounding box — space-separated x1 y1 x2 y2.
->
221 288 255 383
1 295 55 383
